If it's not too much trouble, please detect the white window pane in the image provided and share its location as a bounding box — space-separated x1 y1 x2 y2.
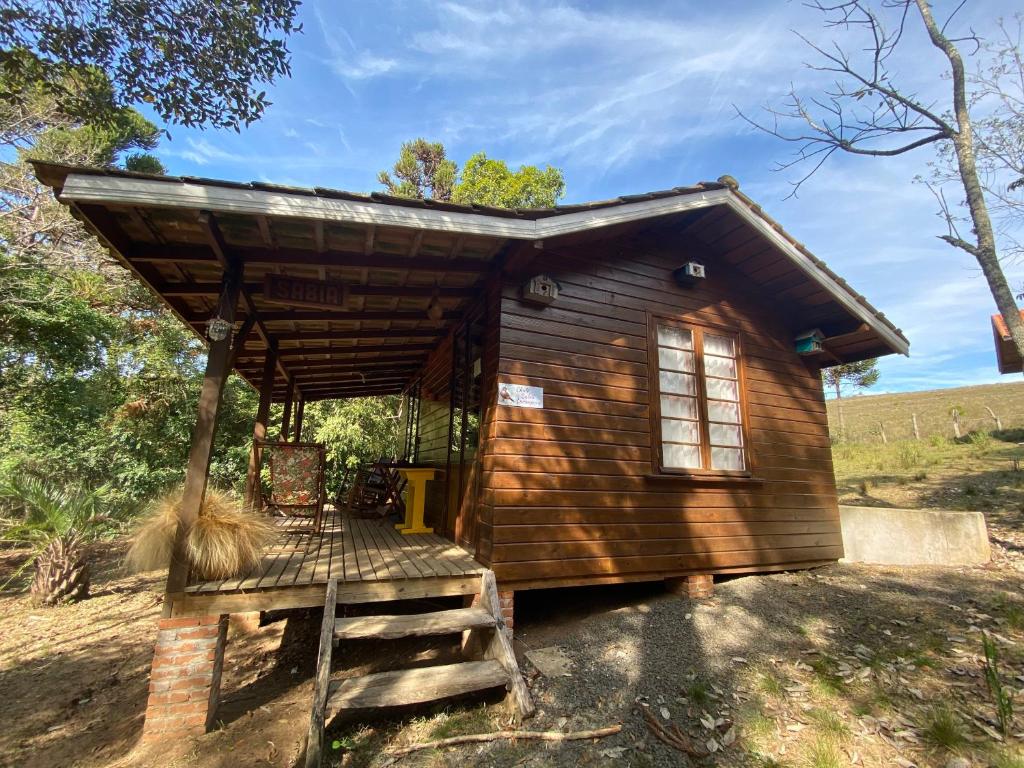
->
709 423 743 447
703 354 736 379
704 334 735 357
659 347 695 372
711 447 745 471
707 400 740 424
657 325 693 350
662 418 699 444
664 443 701 469
661 394 697 419
705 377 738 401
659 370 696 395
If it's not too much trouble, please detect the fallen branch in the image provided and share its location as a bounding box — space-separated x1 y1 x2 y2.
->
642 706 708 757
380 725 622 765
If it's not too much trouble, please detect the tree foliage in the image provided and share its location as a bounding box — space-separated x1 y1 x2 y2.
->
822 359 880 399
378 139 457 201
454 152 566 208
741 1 1024 371
0 0 301 129
379 138 566 208
0 68 256 508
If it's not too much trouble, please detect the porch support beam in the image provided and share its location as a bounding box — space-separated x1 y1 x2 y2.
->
294 395 305 442
227 314 257 370
281 377 295 441
164 260 242 602
245 341 278 509
199 211 291 383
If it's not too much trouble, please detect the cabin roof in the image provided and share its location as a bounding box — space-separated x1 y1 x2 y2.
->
32 160 908 400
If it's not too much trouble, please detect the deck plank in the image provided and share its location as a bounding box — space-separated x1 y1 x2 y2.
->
354 517 400 581
346 514 378 581
377 525 450 577
186 509 485 597
361 516 420 580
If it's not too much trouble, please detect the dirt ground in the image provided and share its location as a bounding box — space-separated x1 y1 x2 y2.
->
1 439 1023 768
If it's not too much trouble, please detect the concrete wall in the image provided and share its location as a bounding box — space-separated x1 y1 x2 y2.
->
839 505 991 566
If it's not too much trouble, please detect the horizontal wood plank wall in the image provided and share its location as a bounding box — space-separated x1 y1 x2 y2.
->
486 236 841 587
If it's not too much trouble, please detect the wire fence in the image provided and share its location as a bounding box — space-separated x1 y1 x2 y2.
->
825 385 1024 444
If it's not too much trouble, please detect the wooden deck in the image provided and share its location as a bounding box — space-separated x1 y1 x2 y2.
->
169 508 485 617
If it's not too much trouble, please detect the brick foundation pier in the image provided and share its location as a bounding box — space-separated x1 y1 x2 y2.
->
141 614 228 743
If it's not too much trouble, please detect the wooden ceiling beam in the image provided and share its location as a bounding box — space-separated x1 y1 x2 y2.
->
239 342 436 357
301 388 403 402
238 359 421 375
271 328 443 342
288 370 416 383
276 380 406 394
128 244 491 273
183 308 461 323
289 381 405 393
159 282 474 298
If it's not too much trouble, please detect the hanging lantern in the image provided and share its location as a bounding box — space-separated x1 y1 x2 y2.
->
207 317 232 342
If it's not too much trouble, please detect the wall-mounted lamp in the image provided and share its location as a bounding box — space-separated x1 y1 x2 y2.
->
425 284 445 321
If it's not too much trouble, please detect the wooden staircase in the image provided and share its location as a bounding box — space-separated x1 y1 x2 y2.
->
304 571 534 768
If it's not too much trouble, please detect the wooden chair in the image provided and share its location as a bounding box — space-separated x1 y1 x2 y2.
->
260 441 326 533
344 459 406 519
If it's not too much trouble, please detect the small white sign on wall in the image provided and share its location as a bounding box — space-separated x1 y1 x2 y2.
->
497 382 544 409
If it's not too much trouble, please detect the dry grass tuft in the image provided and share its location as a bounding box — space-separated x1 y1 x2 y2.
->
186 490 273 580
125 488 272 579
125 494 180 573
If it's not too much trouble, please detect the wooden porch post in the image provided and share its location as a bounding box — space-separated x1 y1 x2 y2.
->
294 395 305 442
245 341 278 509
281 377 295 441
165 262 242 599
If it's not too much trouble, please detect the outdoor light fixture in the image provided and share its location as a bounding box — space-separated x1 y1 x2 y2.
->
673 261 706 288
425 284 444 321
206 317 232 342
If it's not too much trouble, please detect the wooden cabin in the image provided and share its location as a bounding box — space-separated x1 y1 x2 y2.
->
33 161 908 744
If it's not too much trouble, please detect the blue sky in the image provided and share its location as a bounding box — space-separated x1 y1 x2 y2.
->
147 0 1023 396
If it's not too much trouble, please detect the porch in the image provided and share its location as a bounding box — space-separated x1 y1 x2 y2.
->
170 508 486 617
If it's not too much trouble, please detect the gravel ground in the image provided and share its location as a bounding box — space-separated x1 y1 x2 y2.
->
350 561 1024 768
3 540 1023 768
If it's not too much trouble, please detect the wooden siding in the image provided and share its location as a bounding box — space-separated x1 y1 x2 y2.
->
482 235 842 588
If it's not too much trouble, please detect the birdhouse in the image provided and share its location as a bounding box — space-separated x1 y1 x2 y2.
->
521 274 559 306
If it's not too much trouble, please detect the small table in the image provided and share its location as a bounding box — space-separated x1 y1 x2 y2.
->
394 467 443 535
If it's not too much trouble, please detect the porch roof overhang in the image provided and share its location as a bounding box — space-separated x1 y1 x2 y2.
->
33 161 908 401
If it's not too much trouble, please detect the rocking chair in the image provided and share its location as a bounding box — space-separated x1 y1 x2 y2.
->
259 441 326 533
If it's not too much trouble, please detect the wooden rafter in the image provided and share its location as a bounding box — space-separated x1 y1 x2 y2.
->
134 244 494 272
158 282 475 298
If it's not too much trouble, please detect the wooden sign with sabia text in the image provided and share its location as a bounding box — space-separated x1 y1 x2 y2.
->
263 274 349 310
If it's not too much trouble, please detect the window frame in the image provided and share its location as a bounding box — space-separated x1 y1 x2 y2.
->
647 313 754 478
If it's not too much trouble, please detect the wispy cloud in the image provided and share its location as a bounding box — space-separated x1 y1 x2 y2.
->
312 3 397 85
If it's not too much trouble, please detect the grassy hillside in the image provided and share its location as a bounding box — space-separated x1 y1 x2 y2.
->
825 380 1024 443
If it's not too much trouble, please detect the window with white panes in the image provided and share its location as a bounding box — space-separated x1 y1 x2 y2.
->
653 321 748 473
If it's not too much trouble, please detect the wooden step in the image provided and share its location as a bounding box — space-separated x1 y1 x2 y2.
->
334 607 495 640
327 660 507 712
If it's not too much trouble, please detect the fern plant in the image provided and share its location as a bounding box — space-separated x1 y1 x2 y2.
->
0 476 121 604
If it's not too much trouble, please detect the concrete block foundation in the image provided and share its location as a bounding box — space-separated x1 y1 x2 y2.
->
839 505 990 566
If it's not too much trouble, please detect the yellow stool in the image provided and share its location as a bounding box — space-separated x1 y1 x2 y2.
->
395 467 441 535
